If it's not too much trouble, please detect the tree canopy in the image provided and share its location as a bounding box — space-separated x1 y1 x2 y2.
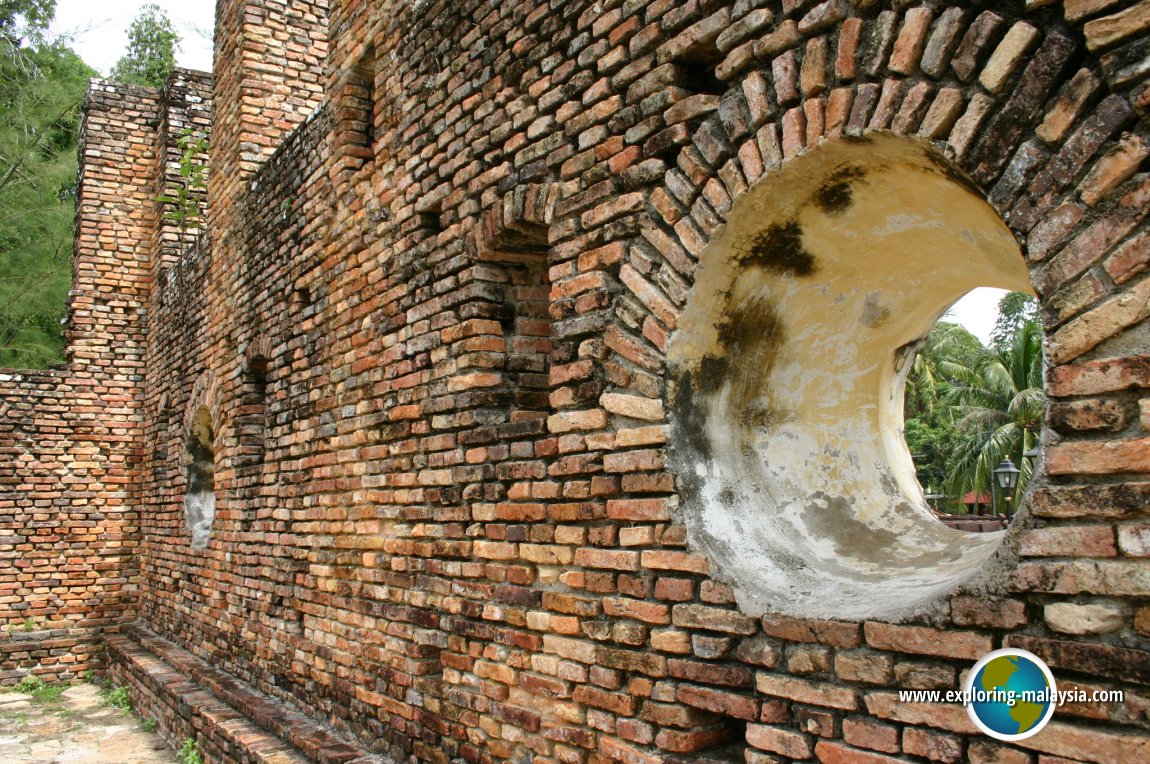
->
989 291 1038 353
110 3 179 88
0 0 56 43
904 313 1044 514
0 5 94 368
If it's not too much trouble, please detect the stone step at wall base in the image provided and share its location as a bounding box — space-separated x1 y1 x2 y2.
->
107 625 391 764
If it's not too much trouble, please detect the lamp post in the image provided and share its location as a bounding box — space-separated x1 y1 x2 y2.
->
993 457 1021 520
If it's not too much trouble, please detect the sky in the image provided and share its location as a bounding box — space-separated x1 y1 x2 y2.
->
50 0 215 76
46 3 1011 346
943 287 1008 345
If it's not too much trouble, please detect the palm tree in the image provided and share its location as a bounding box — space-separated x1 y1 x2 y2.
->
904 321 981 418
942 320 1044 512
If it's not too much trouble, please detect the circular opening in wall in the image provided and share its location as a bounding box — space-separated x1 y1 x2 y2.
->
184 405 216 549
667 134 1035 621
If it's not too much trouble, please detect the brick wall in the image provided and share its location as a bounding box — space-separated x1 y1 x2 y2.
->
0 84 163 682
6 1 1150 762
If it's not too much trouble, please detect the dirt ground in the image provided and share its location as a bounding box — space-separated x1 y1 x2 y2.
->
0 683 179 763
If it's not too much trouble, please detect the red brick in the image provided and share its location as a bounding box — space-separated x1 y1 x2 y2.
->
668 659 753 688
864 692 978 734
863 623 992 661
676 684 758 721
601 593 665 621
950 596 1029 629
1046 438 1150 476
745 724 811 759
606 498 670 522
842 719 899 754
903 727 962 763
755 672 857 710
814 740 906 764
760 614 861 648
888 7 933 75
1017 721 1150 762
641 550 709 575
671 604 757 635
1020 525 1117 557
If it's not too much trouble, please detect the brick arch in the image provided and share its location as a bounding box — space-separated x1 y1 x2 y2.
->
474 182 561 260
244 334 274 372
592 5 1149 759
635 2 1148 464
183 369 223 439
642 3 1146 365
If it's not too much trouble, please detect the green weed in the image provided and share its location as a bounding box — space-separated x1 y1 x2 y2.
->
14 675 64 704
101 684 132 712
178 737 203 764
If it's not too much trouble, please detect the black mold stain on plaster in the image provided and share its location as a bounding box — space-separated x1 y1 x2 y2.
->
713 296 789 431
812 166 866 215
923 145 985 200
670 294 789 474
742 221 817 277
671 368 714 465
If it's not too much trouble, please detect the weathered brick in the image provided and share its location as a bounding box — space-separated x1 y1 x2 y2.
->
918 87 965 140
834 650 894 685
1047 278 1150 364
1020 525 1118 557
835 17 862 81
864 623 992 661
755 672 858 710
951 11 1006 82
888 7 933 75
672 604 758 635
900 730 959 764
676 684 758 720
1046 437 1150 475
760 614 861 648
814 740 906 764
1016 559 1150 596
745 724 812 759
1044 602 1125 634
865 692 978 734
950 596 1029 630
842 718 899 754
968 740 1030 764
1048 399 1128 432
1083 2 1150 51
921 8 967 79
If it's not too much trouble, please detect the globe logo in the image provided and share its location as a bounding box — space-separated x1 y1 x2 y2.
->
965 648 1057 741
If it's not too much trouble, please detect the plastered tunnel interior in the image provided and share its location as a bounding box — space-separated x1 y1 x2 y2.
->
668 134 1035 621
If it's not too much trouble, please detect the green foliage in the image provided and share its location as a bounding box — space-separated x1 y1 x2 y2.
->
16 674 64 703
110 3 179 88
904 316 1043 513
0 9 93 368
101 684 132 712
178 737 203 764
157 128 208 231
0 0 56 44
904 321 982 418
903 321 980 504
989 291 1038 353
141 717 158 732
942 320 1044 512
